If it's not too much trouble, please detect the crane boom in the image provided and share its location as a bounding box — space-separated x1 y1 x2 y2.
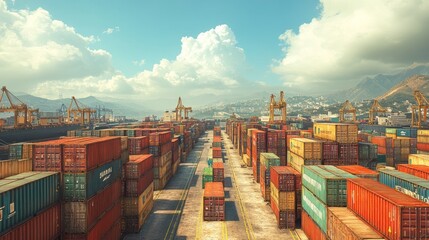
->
411 90 429 128
368 99 386 125
339 100 356 122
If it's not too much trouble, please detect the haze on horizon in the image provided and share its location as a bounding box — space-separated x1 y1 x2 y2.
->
1 0 429 110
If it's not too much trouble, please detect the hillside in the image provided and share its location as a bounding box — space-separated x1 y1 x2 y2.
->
378 75 429 100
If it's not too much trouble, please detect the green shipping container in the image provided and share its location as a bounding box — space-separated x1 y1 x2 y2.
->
207 158 213 168
302 186 327 233
302 165 355 207
202 167 213 189
385 128 397 134
0 172 60 235
260 153 281 169
63 158 122 201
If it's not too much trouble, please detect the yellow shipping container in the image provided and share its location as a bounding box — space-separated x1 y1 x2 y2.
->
385 133 397 139
287 151 322 173
0 158 32 179
122 183 154 216
313 123 358 143
242 154 251 167
418 130 429 136
408 154 429 166
418 135 429 144
290 138 322 160
270 182 295 210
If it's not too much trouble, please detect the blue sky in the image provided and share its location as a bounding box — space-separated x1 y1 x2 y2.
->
8 0 319 82
2 0 429 110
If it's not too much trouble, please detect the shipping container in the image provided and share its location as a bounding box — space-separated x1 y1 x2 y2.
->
202 167 213 188
321 141 338 164
270 182 295 210
0 172 60 235
336 165 379 181
122 200 153 233
289 138 322 160
125 155 153 179
302 186 327 233
122 183 153 216
125 170 154 197
347 178 429 239
302 165 355 207
397 164 429 180
63 158 122 201
301 210 327 240
287 151 322 173
0 159 32 179
270 166 301 191
64 179 122 233
271 199 295 229
203 182 224 221
327 207 383 240
379 168 429 203
408 154 429 166
313 123 358 143
212 147 222 159
0 203 61 240
213 162 224 183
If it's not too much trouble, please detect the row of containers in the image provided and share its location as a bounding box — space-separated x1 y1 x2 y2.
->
203 128 225 221
226 120 429 239
0 121 208 239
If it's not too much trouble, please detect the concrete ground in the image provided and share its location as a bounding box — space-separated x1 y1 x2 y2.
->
124 130 308 240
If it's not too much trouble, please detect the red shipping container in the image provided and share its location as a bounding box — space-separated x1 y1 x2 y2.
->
125 170 154 197
212 147 222 158
203 182 225 221
321 141 339 160
63 137 122 172
126 155 153 179
338 143 358 165
213 136 222 143
347 178 429 239
397 164 429 180
270 166 301 191
213 162 224 183
149 131 172 145
0 203 61 240
63 200 121 240
417 142 429 151
336 165 379 180
271 198 295 229
260 164 270 201
33 138 83 171
302 210 327 240
64 179 122 233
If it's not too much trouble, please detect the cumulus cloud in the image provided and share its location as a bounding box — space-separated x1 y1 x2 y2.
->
273 0 429 92
103 26 119 35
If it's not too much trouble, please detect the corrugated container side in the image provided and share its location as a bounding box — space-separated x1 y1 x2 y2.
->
0 203 61 240
0 159 32 179
327 207 384 240
270 182 295 210
397 164 429 180
287 151 322 173
302 210 327 240
336 165 379 181
302 186 327 233
408 154 429 166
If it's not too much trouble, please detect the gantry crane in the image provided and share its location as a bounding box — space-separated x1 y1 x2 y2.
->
268 91 287 124
0 86 38 128
175 97 192 122
411 90 429 128
339 100 356 122
368 99 386 125
67 96 96 125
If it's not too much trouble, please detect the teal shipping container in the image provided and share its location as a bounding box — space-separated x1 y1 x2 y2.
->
0 172 60 235
379 168 429 203
302 165 355 207
63 158 122 201
396 128 417 138
377 154 386 163
260 153 281 168
302 186 327 233
8 143 23 160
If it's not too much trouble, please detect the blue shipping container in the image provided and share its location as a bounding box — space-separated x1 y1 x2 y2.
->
0 172 60 235
63 158 122 201
379 169 429 203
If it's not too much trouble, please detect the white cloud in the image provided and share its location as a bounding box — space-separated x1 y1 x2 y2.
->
103 26 119 35
273 0 429 92
133 59 145 66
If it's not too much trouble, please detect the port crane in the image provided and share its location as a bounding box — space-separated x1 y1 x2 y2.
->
368 99 387 125
411 90 429 128
268 91 287 124
339 100 356 122
175 97 192 122
67 96 96 125
0 86 38 128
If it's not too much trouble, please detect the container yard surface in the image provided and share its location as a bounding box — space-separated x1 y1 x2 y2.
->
124 130 306 239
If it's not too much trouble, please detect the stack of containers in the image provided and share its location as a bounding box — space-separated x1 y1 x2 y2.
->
128 136 149 155
336 165 379 181
390 138 417 166
288 138 322 173
371 136 393 166
252 130 267 182
385 127 397 139
0 172 61 240
260 153 280 201
321 141 339 165
267 130 280 156
213 162 224 184
171 138 180 174
212 147 222 159
202 167 213 188
246 128 258 167
301 210 326 240
347 178 429 239
203 182 225 221
301 165 356 235
313 123 358 165
357 142 378 169
213 126 221 137
62 137 122 239
0 158 32 179
270 166 301 229
239 123 247 157
122 154 154 233
8 142 33 160
397 163 429 179
378 168 429 203
212 136 222 148
149 131 172 190
417 129 429 153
